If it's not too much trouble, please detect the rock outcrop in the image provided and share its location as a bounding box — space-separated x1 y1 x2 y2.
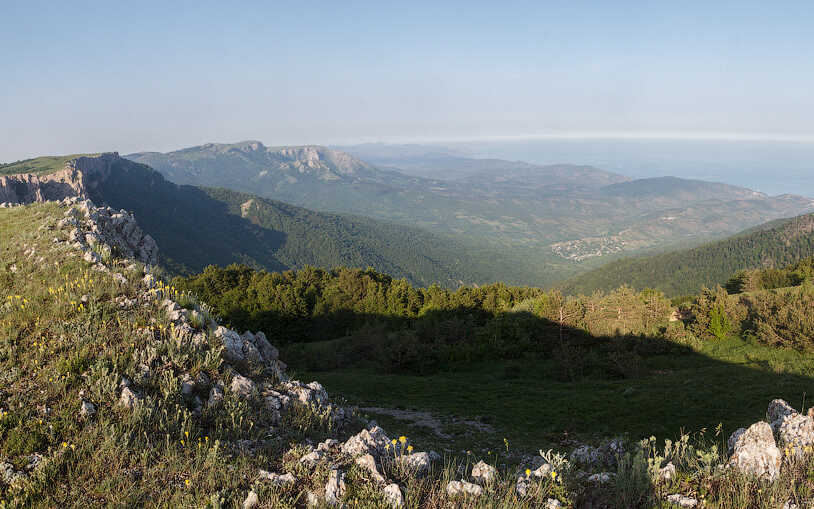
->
0 153 119 205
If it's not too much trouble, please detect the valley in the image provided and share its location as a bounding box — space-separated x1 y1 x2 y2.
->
127 142 814 272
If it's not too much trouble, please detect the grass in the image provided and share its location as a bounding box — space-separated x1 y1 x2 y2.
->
5 202 814 507
298 336 814 458
0 154 94 177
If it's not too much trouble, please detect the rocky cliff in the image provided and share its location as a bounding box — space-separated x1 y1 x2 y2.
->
0 152 119 205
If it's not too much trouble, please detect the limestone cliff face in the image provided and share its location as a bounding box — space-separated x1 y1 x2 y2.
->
0 152 119 204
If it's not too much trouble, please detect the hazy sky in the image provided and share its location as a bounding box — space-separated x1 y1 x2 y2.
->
2 0 814 162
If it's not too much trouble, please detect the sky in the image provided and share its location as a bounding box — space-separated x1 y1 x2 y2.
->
2 0 814 162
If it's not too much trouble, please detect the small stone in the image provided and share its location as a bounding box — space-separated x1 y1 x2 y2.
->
230 374 256 398
546 499 562 509
666 494 698 508
79 400 96 418
355 454 385 484
257 470 295 486
325 469 346 506
242 490 259 509
383 483 404 507
119 387 140 409
471 460 497 484
659 462 676 481
446 480 483 497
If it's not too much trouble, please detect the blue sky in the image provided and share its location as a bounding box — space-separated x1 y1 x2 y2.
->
2 0 814 161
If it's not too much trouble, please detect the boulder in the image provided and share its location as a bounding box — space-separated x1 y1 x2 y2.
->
778 412 814 459
728 421 782 480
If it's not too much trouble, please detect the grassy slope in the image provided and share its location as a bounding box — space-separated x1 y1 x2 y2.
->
295 336 814 456
559 213 814 297
0 155 94 176
0 203 249 506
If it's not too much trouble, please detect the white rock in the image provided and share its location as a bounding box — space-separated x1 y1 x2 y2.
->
325 469 346 506
397 451 431 476
446 480 483 497
79 400 96 417
230 374 256 398
383 483 404 507
242 490 259 509
355 453 386 484
471 460 497 484
119 387 140 409
666 494 698 508
545 499 562 509
341 426 391 458
728 421 782 480
659 462 676 481
257 470 295 486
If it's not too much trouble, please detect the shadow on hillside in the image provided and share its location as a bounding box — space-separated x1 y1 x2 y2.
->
233 306 814 444
90 159 289 274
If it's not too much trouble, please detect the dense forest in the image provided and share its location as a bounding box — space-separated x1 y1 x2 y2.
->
560 213 814 297
175 259 814 378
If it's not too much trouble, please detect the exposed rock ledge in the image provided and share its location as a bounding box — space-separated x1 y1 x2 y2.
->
0 152 119 204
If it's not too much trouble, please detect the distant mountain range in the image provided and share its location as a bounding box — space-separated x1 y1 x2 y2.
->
559 212 814 297
127 141 814 265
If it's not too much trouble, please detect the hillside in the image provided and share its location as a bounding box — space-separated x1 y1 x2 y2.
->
127 141 814 266
0 153 568 287
5 199 814 507
560 212 814 297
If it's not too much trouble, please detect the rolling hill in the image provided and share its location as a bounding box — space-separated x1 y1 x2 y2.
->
559 212 814 297
0 152 569 287
127 141 814 265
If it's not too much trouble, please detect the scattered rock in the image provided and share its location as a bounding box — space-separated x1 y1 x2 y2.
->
587 472 615 483
397 451 431 476
242 490 259 509
325 469 346 506
778 412 814 459
666 494 698 508
728 421 782 480
79 400 96 418
546 499 563 509
341 426 391 458
383 483 404 507
446 480 483 498
768 399 797 432
355 453 386 484
659 462 676 481
471 460 497 484
230 374 257 398
257 470 296 486
119 387 141 409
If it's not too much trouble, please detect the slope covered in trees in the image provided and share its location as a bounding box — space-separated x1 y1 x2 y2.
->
71 154 562 287
559 213 814 297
